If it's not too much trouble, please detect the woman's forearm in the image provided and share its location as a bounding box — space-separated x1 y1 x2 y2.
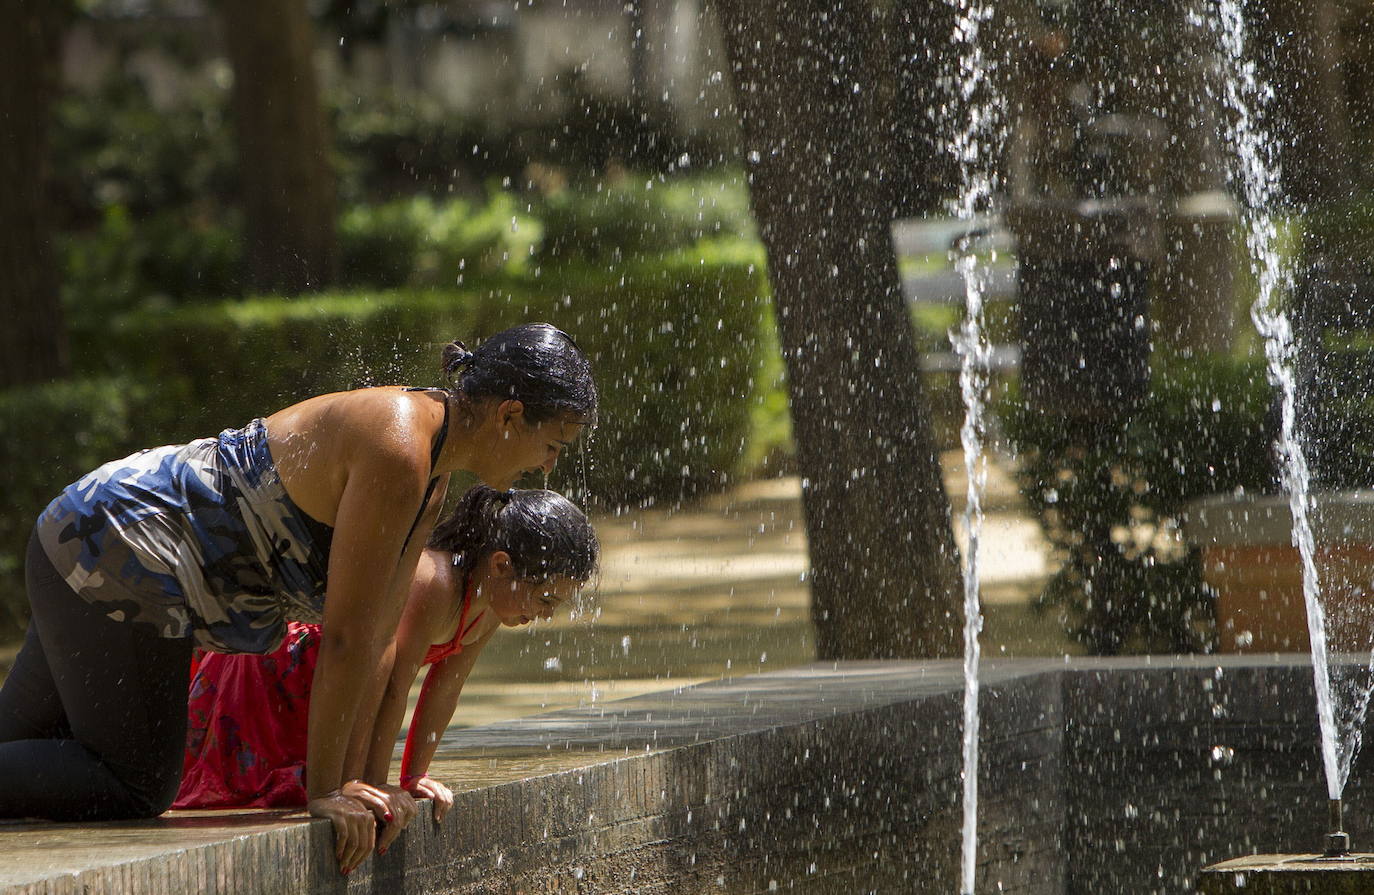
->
362 666 419 783
344 647 398 783
401 661 470 778
400 703 454 781
400 705 451 780
310 458 425 798
306 633 381 798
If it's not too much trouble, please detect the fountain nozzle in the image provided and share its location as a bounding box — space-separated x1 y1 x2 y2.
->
1325 798 1351 857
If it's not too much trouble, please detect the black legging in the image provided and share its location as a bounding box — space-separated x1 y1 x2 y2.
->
0 533 192 820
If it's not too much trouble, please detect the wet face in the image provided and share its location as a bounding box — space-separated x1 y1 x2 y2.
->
484 569 583 628
500 410 586 485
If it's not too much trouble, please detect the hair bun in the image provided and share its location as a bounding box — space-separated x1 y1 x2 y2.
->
441 340 476 377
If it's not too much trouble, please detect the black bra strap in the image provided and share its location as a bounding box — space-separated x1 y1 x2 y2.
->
400 391 452 555
427 393 451 471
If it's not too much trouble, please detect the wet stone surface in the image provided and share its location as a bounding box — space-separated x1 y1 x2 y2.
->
1198 854 1374 894
0 656 1356 894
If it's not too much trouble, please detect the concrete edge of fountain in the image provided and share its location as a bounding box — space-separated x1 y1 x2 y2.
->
0 659 963 894
0 654 1351 894
1198 853 1374 895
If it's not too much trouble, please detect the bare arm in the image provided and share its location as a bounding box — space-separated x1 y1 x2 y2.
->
396 629 494 823
306 447 428 801
401 628 494 781
346 482 449 784
359 567 450 785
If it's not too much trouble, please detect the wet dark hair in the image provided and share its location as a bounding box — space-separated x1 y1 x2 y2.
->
440 323 597 426
428 485 599 589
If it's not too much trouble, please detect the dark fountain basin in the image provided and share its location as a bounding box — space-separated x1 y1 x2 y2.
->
0 656 1360 894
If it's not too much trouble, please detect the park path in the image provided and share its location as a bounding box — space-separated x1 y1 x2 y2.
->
449 449 1074 729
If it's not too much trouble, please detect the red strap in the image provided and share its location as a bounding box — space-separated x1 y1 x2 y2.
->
422 582 478 666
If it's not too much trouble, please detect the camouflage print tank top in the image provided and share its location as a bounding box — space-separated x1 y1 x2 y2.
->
35 419 335 654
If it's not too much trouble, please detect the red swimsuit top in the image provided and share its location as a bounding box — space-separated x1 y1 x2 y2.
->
422 583 484 666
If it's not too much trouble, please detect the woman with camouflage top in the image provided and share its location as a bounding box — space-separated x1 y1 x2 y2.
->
0 323 595 875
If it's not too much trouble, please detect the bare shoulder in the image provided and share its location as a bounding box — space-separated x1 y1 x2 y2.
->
408 550 463 643
273 387 440 464
265 387 443 523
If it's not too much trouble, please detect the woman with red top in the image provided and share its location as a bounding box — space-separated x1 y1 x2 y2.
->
174 485 599 823
2 322 595 875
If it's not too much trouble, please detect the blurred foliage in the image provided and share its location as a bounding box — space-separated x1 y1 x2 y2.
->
1 250 767 637
51 74 500 223
525 87 737 182
329 88 520 203
59 204 244 321
0 377 191 639
535 174 755 265
332 174 757 288
50 66 738 245
337 192 541 288
1003 353 1277 655
1287 195 1374 490
55 94 757 310
51 72 238 227
1300 198 1374 269
49 60 746 300
742 307 792 477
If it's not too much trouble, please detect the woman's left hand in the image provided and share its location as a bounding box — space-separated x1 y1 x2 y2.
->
402 773 454 823
340 780 418 855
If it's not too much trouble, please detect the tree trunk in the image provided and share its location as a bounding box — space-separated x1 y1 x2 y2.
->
219 0 337 294
888 0 962 217
715 0 962 659
1257 0 1355 208
0 0 70 389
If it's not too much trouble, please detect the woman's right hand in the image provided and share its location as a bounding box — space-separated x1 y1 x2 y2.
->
402 773 454 823
308 790 376 874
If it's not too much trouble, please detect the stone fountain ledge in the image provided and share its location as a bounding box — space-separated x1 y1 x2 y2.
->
0 656 1359 894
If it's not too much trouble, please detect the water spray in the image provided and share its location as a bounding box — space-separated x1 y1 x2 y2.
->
946 0 1001 888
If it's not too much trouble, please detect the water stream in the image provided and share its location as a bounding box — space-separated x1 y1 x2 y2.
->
946 0 1000 888
952 254 991 894
1210 0 1343 800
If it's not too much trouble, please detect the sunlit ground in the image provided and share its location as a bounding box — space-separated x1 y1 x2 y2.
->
437 450 1076 730
0 452 1076 734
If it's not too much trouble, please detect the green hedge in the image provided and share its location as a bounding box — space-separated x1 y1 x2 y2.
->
0 377 194 637
337 192 541 288
535 176 756 264
71 246 768 497
58 171 757 314
3 250 767 636
60 205 245 321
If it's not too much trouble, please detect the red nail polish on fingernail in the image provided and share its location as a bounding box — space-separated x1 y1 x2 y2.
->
384 812 393 823
379 847 388 857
